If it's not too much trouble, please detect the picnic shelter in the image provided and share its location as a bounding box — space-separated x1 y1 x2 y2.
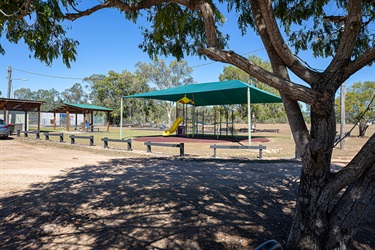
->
0 98 44 131
49 102 114 132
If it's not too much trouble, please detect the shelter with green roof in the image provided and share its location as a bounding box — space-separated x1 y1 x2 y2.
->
49 102 114 132
123 80 282 144
125 80 282 106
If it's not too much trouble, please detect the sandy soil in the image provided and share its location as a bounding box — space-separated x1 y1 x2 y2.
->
0 139 119 196
0 138 373 249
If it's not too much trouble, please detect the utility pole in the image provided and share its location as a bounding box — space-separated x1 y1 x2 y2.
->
7 66 12 98
340 83 346 149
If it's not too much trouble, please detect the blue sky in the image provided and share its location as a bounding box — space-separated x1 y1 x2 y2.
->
0 6 374 98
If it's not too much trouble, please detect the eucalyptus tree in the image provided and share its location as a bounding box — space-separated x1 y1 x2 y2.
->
33 88 61 111
14 87 61 111
14 87 33 100
135 59 194 126
85 70 152 125
336 81 375 137
1 1 375 249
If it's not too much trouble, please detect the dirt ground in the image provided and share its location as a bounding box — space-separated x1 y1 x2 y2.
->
0 138 373 249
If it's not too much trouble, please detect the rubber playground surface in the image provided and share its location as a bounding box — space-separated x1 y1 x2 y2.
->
133 135 270 144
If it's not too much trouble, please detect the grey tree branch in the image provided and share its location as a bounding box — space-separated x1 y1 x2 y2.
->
64 0 197 20
341 48 375 87
325 0 363 86
198 46 321 106
318 134 375 205
249 0 310 153
252 0 321 84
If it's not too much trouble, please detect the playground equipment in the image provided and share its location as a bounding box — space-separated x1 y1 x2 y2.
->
162 117 184 137
184 106 238 139
162 95 194 137
161 95 239 139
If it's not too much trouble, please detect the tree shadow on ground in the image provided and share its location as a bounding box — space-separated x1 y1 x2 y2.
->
0 158 373 249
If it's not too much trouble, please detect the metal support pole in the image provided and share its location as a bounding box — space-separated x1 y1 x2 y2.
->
340 83 346 149
247 87 252 146
7 66 12 98
120 97 123 139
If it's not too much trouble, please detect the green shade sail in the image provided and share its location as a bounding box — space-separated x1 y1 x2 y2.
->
50 102 114 113
124 80 282 106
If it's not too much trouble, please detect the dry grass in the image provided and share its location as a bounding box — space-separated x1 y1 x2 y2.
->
27 123 374 161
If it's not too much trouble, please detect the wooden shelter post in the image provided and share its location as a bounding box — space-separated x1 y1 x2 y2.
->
106 111 110 132
53 113 56 130
3 107 6 123
90 111 94 132
83 112 86 131
37 107 41 131
66 111 70 131
24 111 28 131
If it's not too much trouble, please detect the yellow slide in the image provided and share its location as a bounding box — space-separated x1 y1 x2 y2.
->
162 117 184 137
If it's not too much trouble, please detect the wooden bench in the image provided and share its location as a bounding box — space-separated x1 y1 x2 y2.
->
90 125 100 132
44 132 64 143
101 137 132 151
69 135 94 146
71 125 82 131
254 129 280 133
210 144 266 158
24 130 40 140
144 141 185 157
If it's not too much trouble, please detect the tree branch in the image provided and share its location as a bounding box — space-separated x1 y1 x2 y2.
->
325 0 363 85
0 0 32 21
64 0 198 21
197 2 218 47
341 48 375 86
251 0 321 85
64 1 115 21
319 134 375 205
248 0 310 153
326 163 375 247
198 46 321 106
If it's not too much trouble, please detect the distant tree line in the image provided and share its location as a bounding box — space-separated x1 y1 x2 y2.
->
13 58 372 129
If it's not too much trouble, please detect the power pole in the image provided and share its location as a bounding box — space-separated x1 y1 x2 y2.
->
7 66 12 98
340 83 346 149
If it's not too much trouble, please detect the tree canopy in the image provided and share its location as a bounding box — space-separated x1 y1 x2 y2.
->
84 69 153 125
135 59 195 125
337 81 375 136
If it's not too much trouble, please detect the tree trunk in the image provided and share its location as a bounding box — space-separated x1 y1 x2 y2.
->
286 106 336 249
358 123 369 137
287 105 375 249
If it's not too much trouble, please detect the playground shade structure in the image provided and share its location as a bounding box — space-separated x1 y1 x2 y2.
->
124 80 282 106
162 117 184 137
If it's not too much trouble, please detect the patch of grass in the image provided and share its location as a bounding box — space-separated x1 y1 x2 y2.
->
25 123 374 160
